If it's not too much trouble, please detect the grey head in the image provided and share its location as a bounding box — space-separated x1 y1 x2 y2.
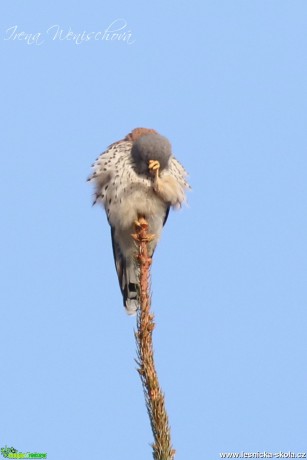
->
131 133 172 175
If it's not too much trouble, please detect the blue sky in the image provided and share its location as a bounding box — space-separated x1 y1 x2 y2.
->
1 1 306 459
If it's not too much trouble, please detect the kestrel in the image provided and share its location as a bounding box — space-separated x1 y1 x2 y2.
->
88 128 190 315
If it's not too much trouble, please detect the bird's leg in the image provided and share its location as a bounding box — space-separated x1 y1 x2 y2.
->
149 160 162 194
148 160 160 177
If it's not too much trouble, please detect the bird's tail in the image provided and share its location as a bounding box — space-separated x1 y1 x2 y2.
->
121 260 140 315
111 227 140 315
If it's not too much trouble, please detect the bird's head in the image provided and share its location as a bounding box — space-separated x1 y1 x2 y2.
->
130 129 172 176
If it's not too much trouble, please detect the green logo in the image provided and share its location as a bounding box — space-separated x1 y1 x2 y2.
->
1 447 47 459
1 447 17 458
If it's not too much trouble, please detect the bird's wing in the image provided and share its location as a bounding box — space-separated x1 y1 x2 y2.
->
168 157 190 191
110 226 124 290
87 140 133 205
163 206 170 226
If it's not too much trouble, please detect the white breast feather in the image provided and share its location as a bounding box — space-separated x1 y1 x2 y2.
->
88 141 190 229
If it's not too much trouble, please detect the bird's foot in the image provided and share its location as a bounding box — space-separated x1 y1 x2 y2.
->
148 160 160 177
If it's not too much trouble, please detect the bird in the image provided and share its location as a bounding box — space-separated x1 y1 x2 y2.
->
88 128 190 315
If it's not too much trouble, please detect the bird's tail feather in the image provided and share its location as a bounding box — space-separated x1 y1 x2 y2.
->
121 260 140 315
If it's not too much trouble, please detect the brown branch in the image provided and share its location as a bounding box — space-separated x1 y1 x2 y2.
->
132 218 175 460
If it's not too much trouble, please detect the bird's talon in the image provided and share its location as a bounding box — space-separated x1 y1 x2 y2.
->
148 160 160 172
